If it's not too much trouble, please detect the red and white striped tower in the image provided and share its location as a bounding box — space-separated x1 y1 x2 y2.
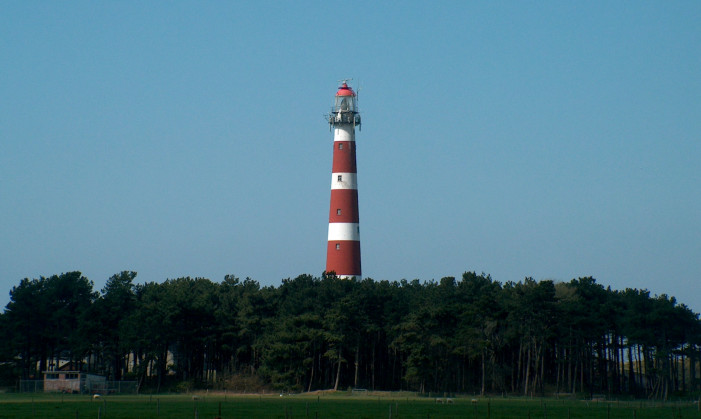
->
326 81 362 278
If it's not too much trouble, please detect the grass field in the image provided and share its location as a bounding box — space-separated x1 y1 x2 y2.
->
0 392 699 419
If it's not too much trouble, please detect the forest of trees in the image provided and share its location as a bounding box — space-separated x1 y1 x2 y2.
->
1 271 700 400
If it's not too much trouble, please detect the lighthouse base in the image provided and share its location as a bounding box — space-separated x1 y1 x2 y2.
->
326 240 361 278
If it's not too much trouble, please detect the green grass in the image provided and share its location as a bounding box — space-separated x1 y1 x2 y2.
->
0 393 699 419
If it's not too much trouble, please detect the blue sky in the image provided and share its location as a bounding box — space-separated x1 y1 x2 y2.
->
2 1 700 311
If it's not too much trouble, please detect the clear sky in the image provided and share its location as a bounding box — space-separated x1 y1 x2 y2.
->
1 2 699 312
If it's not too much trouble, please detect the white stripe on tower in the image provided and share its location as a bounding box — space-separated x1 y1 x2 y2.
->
326 81 362 279
334 126 353 141
331 173 357 189
328 223 360 241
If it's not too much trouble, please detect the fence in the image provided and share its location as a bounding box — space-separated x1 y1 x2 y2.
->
18 380 138 394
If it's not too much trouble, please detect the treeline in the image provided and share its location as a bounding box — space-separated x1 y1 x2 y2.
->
1 271 700 399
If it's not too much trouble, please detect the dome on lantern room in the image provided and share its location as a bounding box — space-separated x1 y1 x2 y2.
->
334 83 357 113
336 83 355 97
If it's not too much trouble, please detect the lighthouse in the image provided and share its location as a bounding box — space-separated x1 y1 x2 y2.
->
326 81 362 279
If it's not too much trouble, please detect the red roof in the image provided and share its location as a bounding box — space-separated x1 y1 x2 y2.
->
336 83 355 97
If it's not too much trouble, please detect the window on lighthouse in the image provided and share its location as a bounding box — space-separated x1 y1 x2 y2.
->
335 95 356 112
337 209 341 215
335 243 340 250
337 175 342 182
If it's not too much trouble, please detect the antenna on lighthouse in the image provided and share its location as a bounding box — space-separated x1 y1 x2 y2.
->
355 80 362 131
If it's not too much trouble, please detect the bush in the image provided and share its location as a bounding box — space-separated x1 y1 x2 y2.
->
172 380 194 393
219 373 267 393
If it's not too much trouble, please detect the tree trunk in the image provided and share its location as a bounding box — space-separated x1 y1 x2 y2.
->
539 343 545 395
371 340 376 391
524 342 531 396
572 357 578 394
481 348 486 396
333 347 342 391
627 344 634 395
354 341 360 388
637 345 643 393
307 351 315 393
580 354 584 396
516 341 523 393
690 346 696 393
588 342 594 398
681 349 686 393
555 343 561 394
568 346 573 393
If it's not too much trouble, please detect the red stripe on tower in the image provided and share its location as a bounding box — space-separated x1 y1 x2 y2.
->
326 81 362 279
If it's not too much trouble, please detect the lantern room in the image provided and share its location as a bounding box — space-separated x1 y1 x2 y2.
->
328 81 361 128
333 82 357 113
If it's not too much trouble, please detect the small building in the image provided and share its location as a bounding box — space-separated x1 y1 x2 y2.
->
42 370 106 393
